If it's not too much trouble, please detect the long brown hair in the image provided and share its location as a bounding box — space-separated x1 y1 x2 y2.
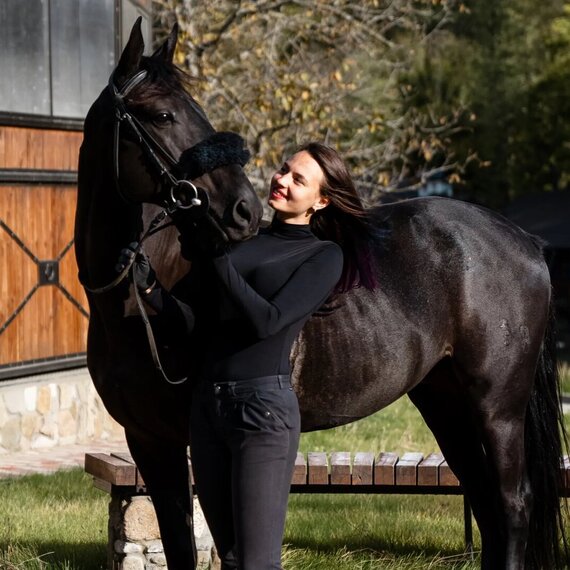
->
298 142 378 293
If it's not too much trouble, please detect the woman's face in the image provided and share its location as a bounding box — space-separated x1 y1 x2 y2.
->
268 151 329 224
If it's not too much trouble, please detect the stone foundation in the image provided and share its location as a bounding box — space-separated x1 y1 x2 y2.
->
109 494 218 569
0 367 124 453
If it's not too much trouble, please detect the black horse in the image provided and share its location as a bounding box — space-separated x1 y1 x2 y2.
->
76 20 567 570
75 19 262 567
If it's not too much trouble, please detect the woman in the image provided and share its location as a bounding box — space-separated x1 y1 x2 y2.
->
124 142 377 569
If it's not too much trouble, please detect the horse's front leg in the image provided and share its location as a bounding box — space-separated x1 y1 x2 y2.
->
126 431 197 570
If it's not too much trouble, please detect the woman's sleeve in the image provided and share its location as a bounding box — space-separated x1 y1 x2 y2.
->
212 244 343 339
143 285 196 337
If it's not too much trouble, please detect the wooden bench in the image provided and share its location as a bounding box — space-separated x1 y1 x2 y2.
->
85 451 570 569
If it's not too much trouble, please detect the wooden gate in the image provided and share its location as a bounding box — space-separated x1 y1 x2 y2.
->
0 126 88 379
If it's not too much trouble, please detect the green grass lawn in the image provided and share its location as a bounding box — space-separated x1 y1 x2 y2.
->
560 360 570 394
0 394 567 569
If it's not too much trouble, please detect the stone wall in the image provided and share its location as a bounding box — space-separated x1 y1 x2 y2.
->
0 367 124 453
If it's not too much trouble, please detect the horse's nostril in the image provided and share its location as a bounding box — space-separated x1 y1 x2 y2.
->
235 199 252 224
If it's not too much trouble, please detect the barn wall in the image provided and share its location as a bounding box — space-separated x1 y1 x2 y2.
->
0 125 88 379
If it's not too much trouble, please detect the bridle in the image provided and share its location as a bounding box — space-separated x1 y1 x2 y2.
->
109 69 205 212
82 68 223 385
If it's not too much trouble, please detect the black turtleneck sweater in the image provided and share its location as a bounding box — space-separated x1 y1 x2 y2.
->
148 220 343 381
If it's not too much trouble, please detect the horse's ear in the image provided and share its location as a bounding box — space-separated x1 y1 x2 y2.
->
115 17 145 83
152 22 178 63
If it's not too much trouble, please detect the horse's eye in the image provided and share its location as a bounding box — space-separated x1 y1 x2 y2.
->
153 111 174 126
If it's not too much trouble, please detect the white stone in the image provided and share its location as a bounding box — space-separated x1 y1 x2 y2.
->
121 554 145 570
24 386 37 411
31 434 56 449
193 497 207 537
145 541 163 553
4 390 26 414
114 540 144 554
59 383 78 410
1 416 21 450
0 395 8 427
149 554 167 566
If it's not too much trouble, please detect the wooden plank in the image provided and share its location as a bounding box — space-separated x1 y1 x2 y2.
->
307 452 328 485
0 126 82 170
396 452 423 486
291 452 307 485
84 453 137 486
374 452 398 485
352 452 374 485
418 453 445 486
111 452 134 464
439 460 460 486
93 477 112 494
330 452 351 485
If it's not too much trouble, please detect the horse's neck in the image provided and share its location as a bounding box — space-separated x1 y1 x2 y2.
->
76 154 142 287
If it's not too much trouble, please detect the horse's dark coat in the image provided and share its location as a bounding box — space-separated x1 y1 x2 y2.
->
76 20 566 570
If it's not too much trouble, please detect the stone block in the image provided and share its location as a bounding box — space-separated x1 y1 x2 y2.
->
145 541 163 554
58 409 77 438
59 383 78 409
4 389 26 414
148 553 167 566
24 386 37 411
114 540 144 554
31 434 56 449
0 396 8 427
36 385 52 414
121 554 145 570
124 497 160 542
21 412 41 439
1 416 21 451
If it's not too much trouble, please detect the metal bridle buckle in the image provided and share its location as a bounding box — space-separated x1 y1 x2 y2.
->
170 179 202 210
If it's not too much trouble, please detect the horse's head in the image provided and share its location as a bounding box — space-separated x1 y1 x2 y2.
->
83 18 262 243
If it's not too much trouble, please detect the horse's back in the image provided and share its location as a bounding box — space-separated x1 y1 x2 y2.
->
295 197 551 430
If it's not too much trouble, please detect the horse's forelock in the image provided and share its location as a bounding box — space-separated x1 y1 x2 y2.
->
127 57 197 106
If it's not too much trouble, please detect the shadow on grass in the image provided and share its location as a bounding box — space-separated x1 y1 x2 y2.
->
0 540 106 570
287 535 474 559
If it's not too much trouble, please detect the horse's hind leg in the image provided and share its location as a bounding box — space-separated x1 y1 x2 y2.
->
409 359 506 568
126 430 197 570
450 348 540 570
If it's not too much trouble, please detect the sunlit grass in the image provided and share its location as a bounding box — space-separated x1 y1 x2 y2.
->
0 396 567 569
0 470 108 569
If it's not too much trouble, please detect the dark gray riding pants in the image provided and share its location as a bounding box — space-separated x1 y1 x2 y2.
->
190 375 301 570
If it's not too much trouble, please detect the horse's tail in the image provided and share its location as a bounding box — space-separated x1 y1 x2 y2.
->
525 295 568 568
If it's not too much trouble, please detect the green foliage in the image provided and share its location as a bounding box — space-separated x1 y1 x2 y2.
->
152 0 570 207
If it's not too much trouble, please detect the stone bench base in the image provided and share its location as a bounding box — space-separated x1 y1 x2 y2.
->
108 493 217 569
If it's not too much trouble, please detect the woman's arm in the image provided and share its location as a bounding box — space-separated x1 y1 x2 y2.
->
142 284 196 337
212 243 343 339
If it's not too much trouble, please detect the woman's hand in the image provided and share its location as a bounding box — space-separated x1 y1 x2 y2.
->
116 242 156 293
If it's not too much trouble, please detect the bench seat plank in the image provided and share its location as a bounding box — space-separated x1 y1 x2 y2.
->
353 452 374 485
292 452 307 485
418 453 445 486
308 452 328 485
330 452 351 485
374 452 398 485
396 452 424 486
85 453 137 486
439 460 460 486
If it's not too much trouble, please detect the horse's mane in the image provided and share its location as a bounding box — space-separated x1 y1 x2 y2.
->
127 56 197 106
